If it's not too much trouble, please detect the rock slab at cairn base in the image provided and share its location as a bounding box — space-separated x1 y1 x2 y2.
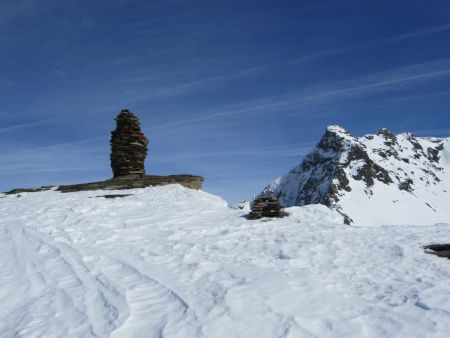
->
56 175 203 192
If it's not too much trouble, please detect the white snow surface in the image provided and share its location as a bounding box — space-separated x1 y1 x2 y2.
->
259 126 450 225
1 185 450 337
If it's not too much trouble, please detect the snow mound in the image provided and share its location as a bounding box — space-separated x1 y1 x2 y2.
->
1 184 450 337
284 204 344 224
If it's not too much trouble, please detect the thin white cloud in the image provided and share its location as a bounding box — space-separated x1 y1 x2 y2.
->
294 22 450 64
301 70 450 101
111 21 450 107
126 64 273 102
0 138 105 175
386 22 450 42
149 58 450 129
0 118 60 134
85 21 450 107
151 143 314 165
0 164 101 175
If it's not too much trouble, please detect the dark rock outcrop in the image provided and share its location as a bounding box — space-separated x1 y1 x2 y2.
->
57 175 203 193
398 178 414 192
377 128 397 145
6 186 55 195
110 109 149 177
94 194 133 199
424 244 450 259
7 175 203 195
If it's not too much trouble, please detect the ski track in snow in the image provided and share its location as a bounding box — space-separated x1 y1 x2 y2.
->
1 185 450 337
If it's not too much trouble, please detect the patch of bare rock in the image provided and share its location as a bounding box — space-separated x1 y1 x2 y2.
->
57 174 203 193
424 244 450 259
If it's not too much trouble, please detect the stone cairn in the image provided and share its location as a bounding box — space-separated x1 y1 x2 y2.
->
248 196 284 219
6 108 204 194
110 109 149 178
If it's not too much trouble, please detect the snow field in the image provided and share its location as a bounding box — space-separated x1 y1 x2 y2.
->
1 185 450 337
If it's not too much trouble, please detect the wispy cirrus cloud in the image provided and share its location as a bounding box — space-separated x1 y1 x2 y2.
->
294 21 450 64
0 118 61 134
152 143 314 165
148 57 450 130
386 22 450 41
0 138 105 175
127 65 268 102
106 21 450 106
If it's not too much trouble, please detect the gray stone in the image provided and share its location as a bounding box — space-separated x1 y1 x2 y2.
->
57 175 203 193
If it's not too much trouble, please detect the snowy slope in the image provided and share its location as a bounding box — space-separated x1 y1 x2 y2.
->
1 185 450 337
258 126 450 225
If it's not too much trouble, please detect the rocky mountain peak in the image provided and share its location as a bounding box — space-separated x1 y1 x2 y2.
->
257 126 450 225
377 127 397 141
318 125 354 153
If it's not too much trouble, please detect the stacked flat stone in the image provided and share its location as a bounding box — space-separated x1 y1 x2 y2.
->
110 109 149 177
248 196 283 219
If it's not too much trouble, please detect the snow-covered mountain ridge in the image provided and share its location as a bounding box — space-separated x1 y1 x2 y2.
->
258 125 450 225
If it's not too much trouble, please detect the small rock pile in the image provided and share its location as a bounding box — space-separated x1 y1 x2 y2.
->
110 109 149 177
248 196 284 219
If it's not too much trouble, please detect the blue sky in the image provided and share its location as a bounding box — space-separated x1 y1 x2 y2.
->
1 0 450 203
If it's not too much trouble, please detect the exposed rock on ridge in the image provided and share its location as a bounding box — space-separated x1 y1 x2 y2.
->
57 175 203 193
257 125 450 225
